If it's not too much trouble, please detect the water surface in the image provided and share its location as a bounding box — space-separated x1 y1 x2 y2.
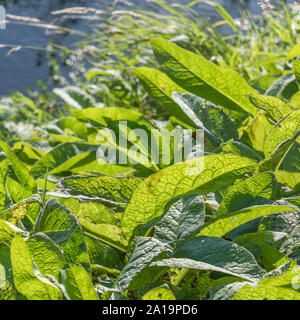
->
0 0 274 95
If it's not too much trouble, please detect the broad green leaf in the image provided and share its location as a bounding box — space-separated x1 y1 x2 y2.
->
264 110 300 156
61 175 143 204
47 134 83 144
234 232 289 272
151 38 257 115
142 287 176 300
280 145 300 173
0 264 5 289
6 177 31 203
219 140 262 161
72 107 148 127
209 279 249 300
63 226 90 273
55 197 119 225
240 112 273 155
154 236 264 281
287 44 300 60
276 171 300 195
265 73 297 99
0 220 28 284
133 67 196 127
0 159 9 211
54 86 97 109
0 194 41 225
122 154 257 238
290 91 300 108
27 233 67 279
55 117 88 138
115 237 172 291
233 263 300 300
280 222 300 259
293 61 300 85
0 220 27 245
34 198 79 243
10 236 62 300
85 236 123 270
64 157 132 177
198 205 297 238
154 195 205 245
257 131 300 173
0 140 37 194
172 92 238 145
79 219 128 252
30 142 99 178
216 172 278 216
6 177 42 223
248 93 295 122
258 208 300 234
59 266 98 300
13 142 46 165
250 74 278 92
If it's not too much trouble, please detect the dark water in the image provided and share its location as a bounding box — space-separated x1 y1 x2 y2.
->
0 0 272 95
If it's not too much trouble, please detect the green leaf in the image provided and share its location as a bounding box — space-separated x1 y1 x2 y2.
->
0 159 9 211
72 107 148 127
54 86 97 109
276 171 300 195
154 236 264 281
133 67 196 127
59 266 98 300
154 195 205 245
240 112 273 155
60 175 143 204
198 205 297 238
248 93 295 122
264 110 300 157
290 91 300 108
287 44 300 60
63 226 90 273
265 73 297 99
85 236 123 270
27 233 67 279
122 154 257 238
219 140 262 161
79 219 128 252
151 38 257 115
34 198 79 243
234 231 289 272
293 61 300 85
0 194 41 225
257 131 300 173
30 142 100 178
55 117 88 138
0 220 28 284
115 237 172 291
233 263 300 300
13 142 46 165
142 286 176 300
55 197 119 225
216 172 278 216
172 92 238 145
0 140 37 194
10 235 62 300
